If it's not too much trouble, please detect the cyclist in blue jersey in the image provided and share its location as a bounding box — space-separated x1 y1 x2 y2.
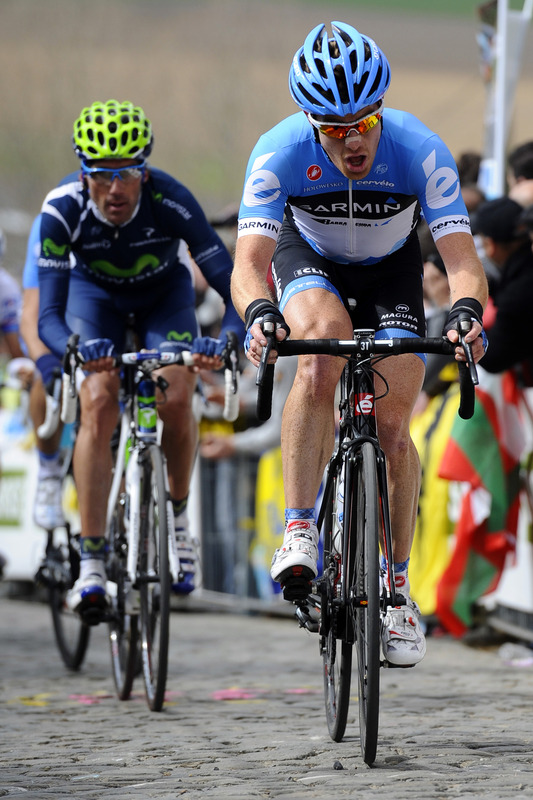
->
37 100 242 621
231 23 488 666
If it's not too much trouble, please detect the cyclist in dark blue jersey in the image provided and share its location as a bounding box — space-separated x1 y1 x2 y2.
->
231 23 488 666
37 99 242 619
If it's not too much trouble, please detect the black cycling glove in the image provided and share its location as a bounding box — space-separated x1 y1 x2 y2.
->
443 297 488 352
244 299 291 355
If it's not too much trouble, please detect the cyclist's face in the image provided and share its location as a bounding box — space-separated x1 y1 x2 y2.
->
317 102 382 181
84 159 147 226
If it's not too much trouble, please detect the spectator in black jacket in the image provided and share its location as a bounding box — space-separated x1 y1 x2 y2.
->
473 196 533 384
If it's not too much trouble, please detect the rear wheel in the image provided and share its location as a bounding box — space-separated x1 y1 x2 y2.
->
322 462 354 741
353 442 381 766
46 527 91 671
139 446 170 712
108 488 139 700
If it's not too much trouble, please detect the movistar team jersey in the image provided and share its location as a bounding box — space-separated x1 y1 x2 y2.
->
38 167 239 355
238 108 470 265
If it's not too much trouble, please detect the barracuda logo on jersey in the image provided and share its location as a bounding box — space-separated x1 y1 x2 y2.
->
422 150 460 209
243 153 281 207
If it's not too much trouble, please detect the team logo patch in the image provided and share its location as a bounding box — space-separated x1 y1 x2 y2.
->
307 164 322 181
396 304 409 313
355 394 375 416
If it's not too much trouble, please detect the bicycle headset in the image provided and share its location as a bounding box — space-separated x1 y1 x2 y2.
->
72 99 153 161
288 21 391 117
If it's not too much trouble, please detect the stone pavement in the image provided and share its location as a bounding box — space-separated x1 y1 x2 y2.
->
1 594 533 799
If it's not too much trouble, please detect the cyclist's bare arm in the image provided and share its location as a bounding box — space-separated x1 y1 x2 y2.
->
436 232 488 363
20 287 49 362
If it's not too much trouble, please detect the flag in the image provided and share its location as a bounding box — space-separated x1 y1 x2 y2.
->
436 368 524 636
410 384 460 616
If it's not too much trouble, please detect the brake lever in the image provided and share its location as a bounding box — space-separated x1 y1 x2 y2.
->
458 316 479 386
256 316 276 387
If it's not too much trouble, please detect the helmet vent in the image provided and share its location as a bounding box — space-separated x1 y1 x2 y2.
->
299 54 311 75
333 65 349 105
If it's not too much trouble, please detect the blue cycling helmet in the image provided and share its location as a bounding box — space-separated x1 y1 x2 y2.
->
289 22 391 117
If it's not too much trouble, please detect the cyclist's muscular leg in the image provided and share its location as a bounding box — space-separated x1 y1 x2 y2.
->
156 365 198 501
375 353 425 564
74 371 121 538
282 289 352 509
271 289 351 594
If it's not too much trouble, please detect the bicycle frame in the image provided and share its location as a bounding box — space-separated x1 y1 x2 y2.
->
106 358 180 590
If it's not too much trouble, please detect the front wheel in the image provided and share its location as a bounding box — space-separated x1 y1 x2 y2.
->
353 441 381 766
139 446 170 712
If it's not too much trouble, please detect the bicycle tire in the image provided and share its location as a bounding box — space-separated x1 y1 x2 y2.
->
353 441 381 766
322 465 354 742
108 485 139 701
139 445 170 712
46 528 91 671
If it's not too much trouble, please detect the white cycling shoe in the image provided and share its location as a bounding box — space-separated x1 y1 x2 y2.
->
381 595 427 667
270 520 319 586
33 475 66 530
67 572 109 625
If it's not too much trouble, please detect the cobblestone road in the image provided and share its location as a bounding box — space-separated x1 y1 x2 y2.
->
1 595 533 799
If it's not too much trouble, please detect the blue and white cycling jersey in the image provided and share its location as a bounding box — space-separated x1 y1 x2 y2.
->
238 108 470 266
38 167 241 357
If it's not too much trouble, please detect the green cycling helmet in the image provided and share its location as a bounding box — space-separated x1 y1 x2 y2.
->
72 99 153 161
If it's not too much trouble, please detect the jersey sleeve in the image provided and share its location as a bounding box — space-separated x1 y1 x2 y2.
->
37 186 79 357
237 131 294 242
407 134 471 242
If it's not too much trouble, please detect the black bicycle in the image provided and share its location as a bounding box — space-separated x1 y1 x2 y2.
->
257 315 477 765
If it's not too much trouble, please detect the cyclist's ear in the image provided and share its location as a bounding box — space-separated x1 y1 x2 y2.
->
142 168 150 184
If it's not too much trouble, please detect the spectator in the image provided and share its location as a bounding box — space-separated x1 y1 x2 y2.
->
473 196 533 382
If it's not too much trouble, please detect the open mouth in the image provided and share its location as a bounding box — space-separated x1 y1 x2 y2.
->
346 155 366 171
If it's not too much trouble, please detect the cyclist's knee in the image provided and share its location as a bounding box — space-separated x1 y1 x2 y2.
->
158 377 195 422
79 379 119 436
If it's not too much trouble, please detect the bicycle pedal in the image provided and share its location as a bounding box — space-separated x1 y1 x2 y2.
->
294 597 320 633
381 659 415 669
281 574 313 602
77 594 109 627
